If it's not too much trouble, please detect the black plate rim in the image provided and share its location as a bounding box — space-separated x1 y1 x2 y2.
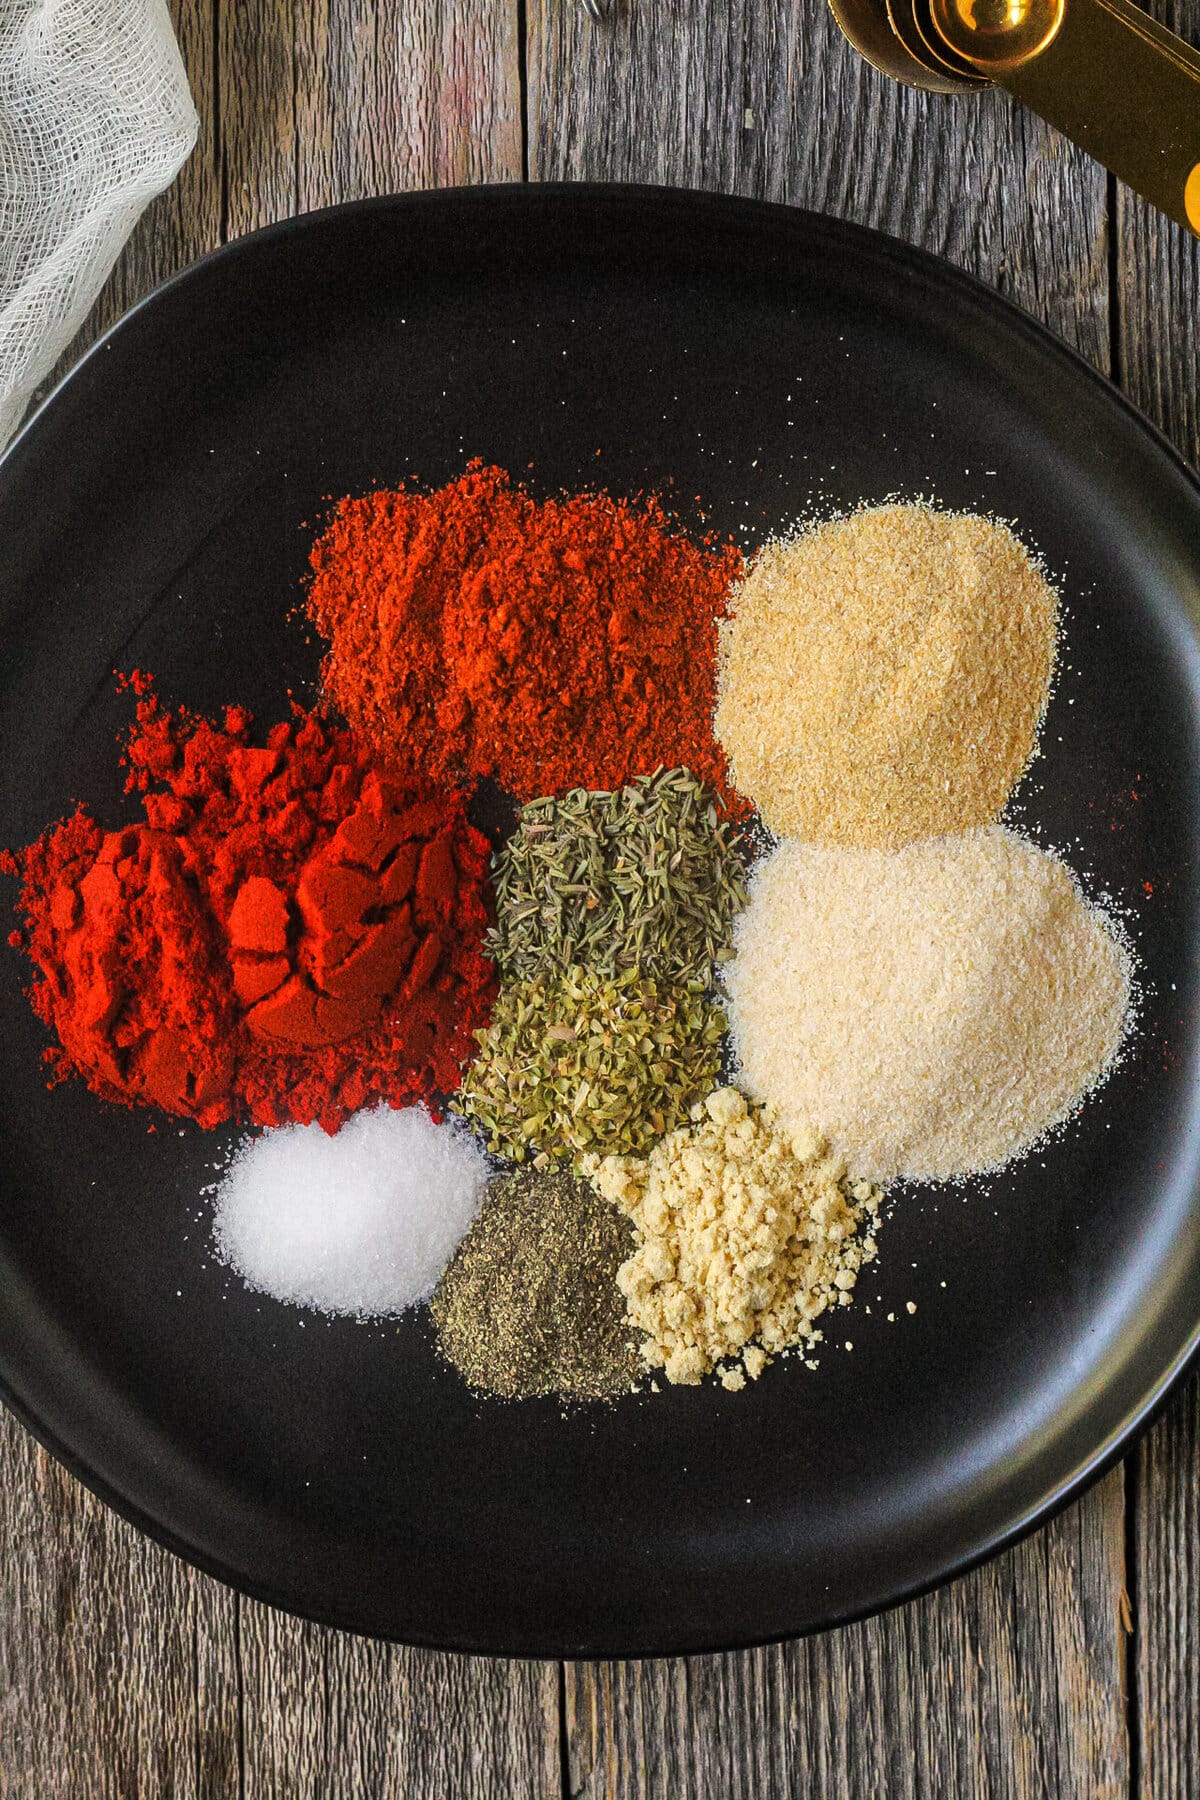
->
2 181 1199 1659
0 1304 1197 1660
9 180 1200 515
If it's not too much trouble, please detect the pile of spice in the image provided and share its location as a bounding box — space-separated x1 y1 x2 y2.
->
454 967 725 1166
586 1087 881 1389
725 827 1132 1182
2 684 496 1132
715 504 1059 847
307 463 745 803
488 769 748 984
212 1106 489 1317
0 459 1149 1413
431 1168 642 1400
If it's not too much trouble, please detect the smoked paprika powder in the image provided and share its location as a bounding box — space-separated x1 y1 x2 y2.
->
2 683 497 1134
306 463 745 803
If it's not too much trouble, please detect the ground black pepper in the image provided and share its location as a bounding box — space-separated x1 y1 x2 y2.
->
430 1169 643 1401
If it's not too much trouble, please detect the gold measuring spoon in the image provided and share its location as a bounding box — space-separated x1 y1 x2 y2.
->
830 0 1200 236
888 0 990 84
832 0 978 86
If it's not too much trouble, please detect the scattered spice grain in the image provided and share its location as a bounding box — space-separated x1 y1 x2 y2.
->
431 1168 643 1400
726 826 1133 1182
587 1087 880 1388
715 504 1059 847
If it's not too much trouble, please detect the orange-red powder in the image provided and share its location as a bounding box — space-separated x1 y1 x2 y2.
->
2 684 496 1132
306 463 745 803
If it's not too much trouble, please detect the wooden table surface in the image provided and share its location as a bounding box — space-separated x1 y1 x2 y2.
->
1 3 1198 1796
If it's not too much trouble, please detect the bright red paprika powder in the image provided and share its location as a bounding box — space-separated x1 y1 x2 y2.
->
1 682 497 1133
306 462 746 804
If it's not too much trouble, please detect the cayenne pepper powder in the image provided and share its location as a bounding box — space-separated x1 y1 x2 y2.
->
306 463 745 802
2 682 496 1133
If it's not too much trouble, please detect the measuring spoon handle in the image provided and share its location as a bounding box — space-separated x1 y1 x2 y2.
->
935 0 1200 234
1017 0 1199 232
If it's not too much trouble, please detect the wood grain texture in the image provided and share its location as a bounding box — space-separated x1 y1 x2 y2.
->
1135 1379 1200 1800
531 5 1129 1797
2 13 233 1790
236 1603 561 1800
4 0 1198 1793
220 0 522 237
0 1427 240 1800
564 1475 1128 1800
1115 15 1200 1796
208 15 549 1794
528 0 1109 363
1 13 240 1794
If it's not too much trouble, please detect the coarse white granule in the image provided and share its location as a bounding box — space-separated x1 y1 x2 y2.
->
212 1105 489 1317
714 504 1058 848
726 827 1133 1183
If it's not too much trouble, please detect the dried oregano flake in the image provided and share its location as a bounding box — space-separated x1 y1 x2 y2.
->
452 965 725 1167
487 768 749 985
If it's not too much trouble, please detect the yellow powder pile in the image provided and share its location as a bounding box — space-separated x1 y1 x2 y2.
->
586 1087 880 1389
714 504 1059 848
726 827 1132 1183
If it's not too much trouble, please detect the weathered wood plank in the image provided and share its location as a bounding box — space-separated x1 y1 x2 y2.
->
1134 1377 1200 1800
235 1602 561 1800
221 0 522 237
528 0 1109 363
211 8 557 1795
531 6 1127 1796
1115 15 1200 1795
7 0 1194 1793
0 1426 241 1800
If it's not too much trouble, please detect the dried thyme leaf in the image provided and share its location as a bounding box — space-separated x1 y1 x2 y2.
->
452 966 726 1166
486 768 749 985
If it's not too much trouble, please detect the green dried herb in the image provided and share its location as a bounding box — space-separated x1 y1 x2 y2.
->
452 965 725 1167
487 768 749 984
431 1168 643 1401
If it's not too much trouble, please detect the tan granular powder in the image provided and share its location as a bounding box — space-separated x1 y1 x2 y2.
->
586 1088 880 1388
726 827 1133 1183
714 505 1059 848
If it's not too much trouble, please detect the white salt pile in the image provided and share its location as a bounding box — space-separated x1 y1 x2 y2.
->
726 827 1133 1184
212 1105 489 1318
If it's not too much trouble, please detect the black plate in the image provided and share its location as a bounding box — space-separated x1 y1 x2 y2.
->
2 186 1199 1658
